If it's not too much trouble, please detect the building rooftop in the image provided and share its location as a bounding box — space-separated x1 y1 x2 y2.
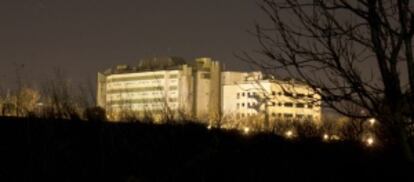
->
137 56 187 71
102 56 188 75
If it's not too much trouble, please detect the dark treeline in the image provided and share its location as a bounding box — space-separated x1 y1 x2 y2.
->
0 117 412 182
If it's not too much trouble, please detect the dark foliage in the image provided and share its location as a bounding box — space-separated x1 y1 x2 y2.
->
83 107 106 122
0 117 412 182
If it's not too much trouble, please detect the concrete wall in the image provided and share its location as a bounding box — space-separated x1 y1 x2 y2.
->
193 57 221 123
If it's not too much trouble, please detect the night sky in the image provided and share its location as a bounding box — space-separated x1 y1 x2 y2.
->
0 0 263 88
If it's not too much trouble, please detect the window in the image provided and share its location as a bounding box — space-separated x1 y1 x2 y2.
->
308 104 313 109
308 94 314 98
296 114 304 119
296 103 305 108
284 92 293 97
284 102 293 107
247 103 251 107
278 103 282 106
203 73 211 79
242 103 245 107
237 93 240 99
272 102 276 106
297 93 305 98
284 113 293 118
169 74 178 79
272 113 276 117
272 91 276 96
237 103 240 109
242 92 245 97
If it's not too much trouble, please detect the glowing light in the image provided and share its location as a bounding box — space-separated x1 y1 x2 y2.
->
368 118 376 125
323 134 329 141
207 125 212 130
285 130 293 138
243 127 250 134
331 135 340 140
366 137 374 146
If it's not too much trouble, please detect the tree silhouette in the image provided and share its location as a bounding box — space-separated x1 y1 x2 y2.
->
252 0 414 161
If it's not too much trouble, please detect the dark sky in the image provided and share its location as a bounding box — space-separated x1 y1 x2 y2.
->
0 0 263 88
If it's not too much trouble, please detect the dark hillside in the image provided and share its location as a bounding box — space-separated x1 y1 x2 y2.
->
0 117 412 182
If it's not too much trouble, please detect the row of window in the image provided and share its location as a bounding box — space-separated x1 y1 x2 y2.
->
236 92 314 99
108 97 178 105
107 74 179 82
236 102 313 109
107 86 178 94
237 113 313 119
111 103 178 110
108 90 178 99
108 79 178 88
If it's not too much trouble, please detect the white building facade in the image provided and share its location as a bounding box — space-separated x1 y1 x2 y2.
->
97 57 221 122
97 57 322 128
221 71 321 129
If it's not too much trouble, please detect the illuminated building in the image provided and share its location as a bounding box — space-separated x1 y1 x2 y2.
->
97 56 221 122
97 57 321 127
221 71 322 129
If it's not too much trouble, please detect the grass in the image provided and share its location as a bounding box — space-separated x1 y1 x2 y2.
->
0 116 412 182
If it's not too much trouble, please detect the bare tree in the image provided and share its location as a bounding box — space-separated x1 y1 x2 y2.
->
16 87 41 116
41 69 81 120
250 0 414 161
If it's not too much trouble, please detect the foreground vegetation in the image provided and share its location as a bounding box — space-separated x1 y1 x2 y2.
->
0 117 412 182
